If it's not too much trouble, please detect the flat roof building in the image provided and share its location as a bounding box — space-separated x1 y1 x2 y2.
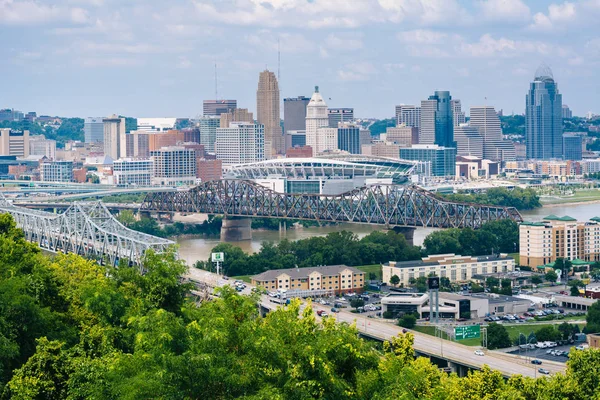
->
40 160 73 182
84 117 104 143
150 146 196 186
251 264 365 294
399 145 456 176
203 100 237 116
0 129 29 157
113 159 153 186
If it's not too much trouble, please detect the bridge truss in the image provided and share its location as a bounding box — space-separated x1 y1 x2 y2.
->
141 180 523 228
0 196 174 266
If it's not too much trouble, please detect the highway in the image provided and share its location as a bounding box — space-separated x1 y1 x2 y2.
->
185 268 566 379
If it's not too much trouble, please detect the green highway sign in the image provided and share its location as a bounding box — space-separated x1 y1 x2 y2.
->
455 325 481 340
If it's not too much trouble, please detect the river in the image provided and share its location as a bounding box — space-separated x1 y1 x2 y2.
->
176 202 599 266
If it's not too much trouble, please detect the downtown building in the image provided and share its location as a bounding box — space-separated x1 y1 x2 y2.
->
215 123 265 166
150 146 197 186
84 117 104 143
420 91 454 147
520 215 600 268
0 128 29 157
283 96 310 135
29 136 56 160
526 65 563 160
113 159 153 186
199 116 220 153
257 70 282 158
400 145 456 177
305 86 331 156
453 125 484 159
562 133 583 161
395 105 421 129
469 106 516 162
328 108 354 128
40 160 73 182
103 115 127 160
203 100 237 116
384 126 419 147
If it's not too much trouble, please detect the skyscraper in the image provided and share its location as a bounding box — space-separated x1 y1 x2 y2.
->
453 125 484 159
305 86 329 156
420 91 454 148
451 100 465 126
526 65 563 160
203 100 237 116
395 105 421 129
283 96 309 134
84 117 104 143
337 124 361 154
563 134 582 161
103 115 126 160
220 108 254 128
328 108 354 128
215 123 265 166
562 105 573 119
257 70 282 159
199 116 220 153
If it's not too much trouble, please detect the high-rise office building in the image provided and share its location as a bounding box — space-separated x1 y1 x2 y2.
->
400 145 456 176
220 108 254 128
420 91 454 148
285 130 306 150
395 105 421 128
305 86 330 156
384 126 419 147
526 65 563 160
29 136 56 159
40 160 73 182
113 159 153 186
451 100 465 126
203 100 237 116
562 105 573 119
284 96 310 134
215 123 265 166
150 147 197 186
453 125 484 159
84 117 104 143
0 129 29 157
337 124 361 154
257 70 282 158
469 106 515 161
328 108 354 128
103 115 126 160
199 116 220 153
563 134 583 161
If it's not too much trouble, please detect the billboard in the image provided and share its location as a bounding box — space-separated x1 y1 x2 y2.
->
211 252 224 263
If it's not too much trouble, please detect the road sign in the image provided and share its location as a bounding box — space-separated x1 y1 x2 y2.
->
455 325 481 340
428 277 440 290
211 252 224 263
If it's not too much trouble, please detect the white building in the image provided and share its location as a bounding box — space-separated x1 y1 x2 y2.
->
469 106 516 162
305 86 330 156
40 160 73 182
314 127 338 154
382 253 515 288
0 128 29 157
29 136 56 160
113 159 153 186
395 105 421 129
451 99 466 126
419 99 437 145
103 115 127 160
453 125 484 158
137 118 177 132
582 159 600 174
150 147 196 186
215 123 265 166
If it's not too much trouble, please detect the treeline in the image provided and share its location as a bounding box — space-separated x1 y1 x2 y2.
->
442 187 541 210
3 215 600 398
196 230 421 277
423 219 519 256
118 210 222 238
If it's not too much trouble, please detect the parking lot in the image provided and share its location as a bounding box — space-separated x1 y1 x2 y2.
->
509 343 587 364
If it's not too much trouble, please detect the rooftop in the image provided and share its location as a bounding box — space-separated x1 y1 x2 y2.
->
386 254 514 269
252 264 362 281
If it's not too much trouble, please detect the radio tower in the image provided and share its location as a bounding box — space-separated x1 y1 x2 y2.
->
214 61 218 100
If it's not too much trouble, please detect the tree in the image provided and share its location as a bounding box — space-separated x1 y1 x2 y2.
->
350 298 365 310
592 269 600 282
558 322 578 340
586 301 600 333
571 284 582 296
545 270 558 283
486 323 511 350
368 272 376 281
486 277 500 288
398 314 417 329
531 275 543 285
535 326 562 342
390 275 400 286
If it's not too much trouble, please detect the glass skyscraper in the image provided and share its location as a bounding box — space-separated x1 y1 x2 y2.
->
420 91 454 148
526 65 562 160
337 125 361 154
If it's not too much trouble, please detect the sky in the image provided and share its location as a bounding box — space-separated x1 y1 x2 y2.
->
1 0 599 119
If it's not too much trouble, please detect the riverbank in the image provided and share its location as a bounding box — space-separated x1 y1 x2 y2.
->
542 199 600 208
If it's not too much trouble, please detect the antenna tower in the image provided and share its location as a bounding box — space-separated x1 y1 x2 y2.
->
214 62 218 100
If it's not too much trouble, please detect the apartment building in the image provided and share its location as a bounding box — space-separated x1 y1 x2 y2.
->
40 160 74 182
150 146 196 186
382 253 515 287
113 159 153 186
251 265 365 294
519 216 600 268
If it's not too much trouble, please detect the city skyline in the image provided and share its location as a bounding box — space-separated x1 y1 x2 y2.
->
1 0 599 119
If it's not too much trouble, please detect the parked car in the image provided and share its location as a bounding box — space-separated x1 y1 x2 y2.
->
538 368 550 375
575 345 586 351
531 359 542 365
474 350 485 356
330 307 339 313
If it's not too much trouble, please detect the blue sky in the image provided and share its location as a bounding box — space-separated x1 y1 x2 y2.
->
1 0 599 119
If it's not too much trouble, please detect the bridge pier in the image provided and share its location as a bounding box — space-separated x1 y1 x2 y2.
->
392 226 416 246
448 361 469 377
221 216 252 241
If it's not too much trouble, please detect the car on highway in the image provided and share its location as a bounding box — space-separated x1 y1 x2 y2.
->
538 368 550 375
531 359 543 365
474 350 485 356
330 307 339 313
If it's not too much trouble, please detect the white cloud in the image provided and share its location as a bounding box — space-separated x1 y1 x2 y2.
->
378 0 466 24
79 57 141 67
177 56 192 69
458 34 552 58
477 0 530 22
245 31 314 54
0 0 60 24
337 62 377 81
530 2 577 31
70 7 89 24
397 29 447 44
383 63 405 73
325 34 363 51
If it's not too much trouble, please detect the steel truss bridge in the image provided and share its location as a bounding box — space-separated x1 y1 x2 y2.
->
141 180 523 228
0 195 174 266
